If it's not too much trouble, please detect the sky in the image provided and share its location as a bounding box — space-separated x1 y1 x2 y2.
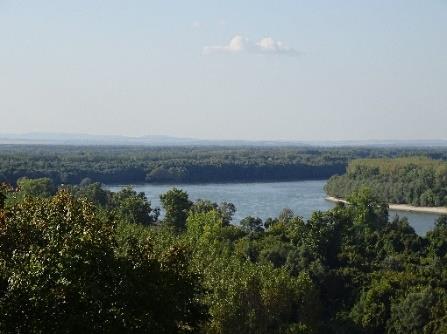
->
0 0 446 141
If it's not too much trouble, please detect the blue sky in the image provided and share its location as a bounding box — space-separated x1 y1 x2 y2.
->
1 0 446 140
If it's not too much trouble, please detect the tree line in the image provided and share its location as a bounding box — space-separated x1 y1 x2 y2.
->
1 144 447 185
0 179 447 332
325 157 447 207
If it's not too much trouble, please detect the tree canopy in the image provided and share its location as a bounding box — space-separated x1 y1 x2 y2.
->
2 145 447 185
326 157 447 207
1 181 447 333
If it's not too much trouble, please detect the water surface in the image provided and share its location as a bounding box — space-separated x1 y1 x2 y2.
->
107 180 441 235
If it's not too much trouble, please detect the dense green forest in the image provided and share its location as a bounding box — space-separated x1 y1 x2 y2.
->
1 145 447 185
1 179 447 333
325 157 447 207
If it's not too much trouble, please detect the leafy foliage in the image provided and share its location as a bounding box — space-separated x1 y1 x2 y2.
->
16 176 56 198
111 186 159 225
0 191 206 333
160 188 192 230
1 181 447 333
3 145 447 185
326 157 447 206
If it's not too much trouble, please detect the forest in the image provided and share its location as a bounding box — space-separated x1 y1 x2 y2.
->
1 145 447 185
1 179 447 333
325 157 447 207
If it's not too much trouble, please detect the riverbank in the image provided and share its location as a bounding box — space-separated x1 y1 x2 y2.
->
325 196 447 215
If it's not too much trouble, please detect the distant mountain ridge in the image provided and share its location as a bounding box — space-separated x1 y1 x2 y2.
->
0 133 304 146
0 133 446 147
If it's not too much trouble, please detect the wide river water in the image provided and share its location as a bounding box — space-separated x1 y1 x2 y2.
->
107 180 441 235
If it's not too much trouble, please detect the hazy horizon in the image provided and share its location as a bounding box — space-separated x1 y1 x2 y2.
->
1 1 446 141
2 132 447 147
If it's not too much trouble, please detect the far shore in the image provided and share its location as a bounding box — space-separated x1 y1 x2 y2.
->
325 196 447 215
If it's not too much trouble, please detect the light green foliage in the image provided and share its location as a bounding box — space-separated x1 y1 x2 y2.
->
326 157 447 207
202 258 320 334
185 210 321 333
347 187 389 227
186 210 224 245
16 177 55 198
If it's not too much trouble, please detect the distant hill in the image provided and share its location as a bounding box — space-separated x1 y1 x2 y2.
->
0 133 446 147
0 133 303 146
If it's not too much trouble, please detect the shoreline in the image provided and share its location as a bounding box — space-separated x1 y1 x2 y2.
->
325 196 447 215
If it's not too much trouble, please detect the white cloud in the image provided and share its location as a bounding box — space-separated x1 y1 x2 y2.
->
192 21 201 29
203 35 299 57
203 35 247 55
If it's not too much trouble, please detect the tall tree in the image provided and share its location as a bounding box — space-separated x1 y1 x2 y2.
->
160 188 192 230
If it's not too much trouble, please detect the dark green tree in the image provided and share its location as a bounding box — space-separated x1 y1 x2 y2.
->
240 216 264 234
0 183 10 209
189 199 236 226
388 288 447 334
74 181 111 206
160 188 192 230
427 215 447 258
112 186 159 225
0 190 206 333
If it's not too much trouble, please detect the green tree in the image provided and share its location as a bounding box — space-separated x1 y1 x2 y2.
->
74 181 111 206
350 277 395 333
0 183 11 209
198 254 320 334
160 188 192 230
388 287 447 334
16 177 55 198
190 199 236 226
427 215 447 258
347 187 389 228
112 186 159 225
0 191 206 333
240 216 264 234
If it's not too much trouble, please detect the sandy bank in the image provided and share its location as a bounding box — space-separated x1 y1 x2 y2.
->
325 196 447 215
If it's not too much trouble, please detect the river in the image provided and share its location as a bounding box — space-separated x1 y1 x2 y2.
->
107 180 442 235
